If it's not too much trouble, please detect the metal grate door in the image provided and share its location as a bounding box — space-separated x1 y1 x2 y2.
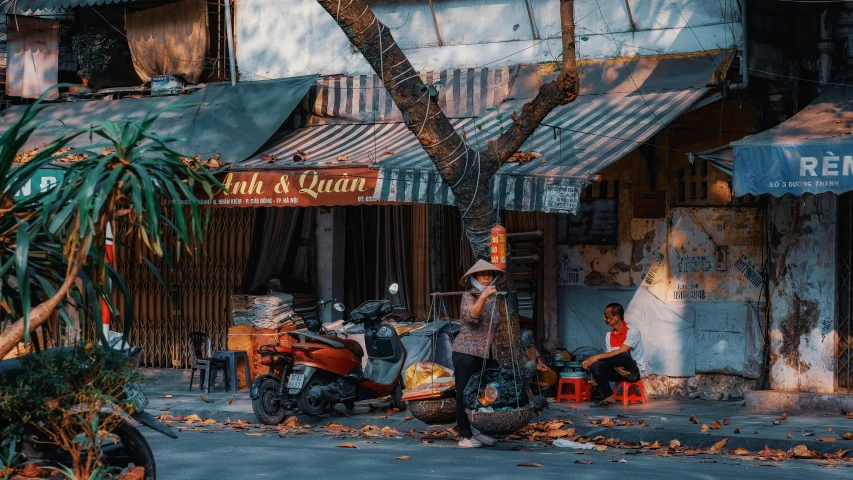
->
115 208 252 368
838 192 853 392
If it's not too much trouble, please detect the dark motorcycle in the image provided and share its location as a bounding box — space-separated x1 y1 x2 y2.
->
250 299 335 424
0 345 176 479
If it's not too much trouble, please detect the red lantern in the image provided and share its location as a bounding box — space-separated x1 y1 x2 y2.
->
490 224 507 270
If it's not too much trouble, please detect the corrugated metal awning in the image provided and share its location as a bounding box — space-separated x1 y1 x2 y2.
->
372 87 707 212
0 76 317 163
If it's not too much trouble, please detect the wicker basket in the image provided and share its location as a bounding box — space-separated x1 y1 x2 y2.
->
409 398 457 425
466 404 533 436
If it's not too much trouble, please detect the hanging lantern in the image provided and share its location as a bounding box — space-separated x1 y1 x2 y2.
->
490 224 507 269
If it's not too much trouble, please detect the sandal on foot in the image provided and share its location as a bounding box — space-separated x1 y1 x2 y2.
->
592 400 614 407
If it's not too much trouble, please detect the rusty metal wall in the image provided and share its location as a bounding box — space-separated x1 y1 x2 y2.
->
114 208 253 368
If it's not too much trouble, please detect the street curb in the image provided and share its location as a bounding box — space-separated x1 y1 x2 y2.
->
571 424 852 455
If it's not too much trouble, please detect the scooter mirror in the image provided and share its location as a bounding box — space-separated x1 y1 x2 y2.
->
333 302 346 312
388 283 399 295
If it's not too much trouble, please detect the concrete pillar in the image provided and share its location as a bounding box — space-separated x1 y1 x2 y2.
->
314 206 346 323
768 194 837 393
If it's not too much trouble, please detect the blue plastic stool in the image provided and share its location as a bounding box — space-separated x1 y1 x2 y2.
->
214 350 252 391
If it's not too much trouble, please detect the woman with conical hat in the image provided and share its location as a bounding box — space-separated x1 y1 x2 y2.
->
452 259 506 448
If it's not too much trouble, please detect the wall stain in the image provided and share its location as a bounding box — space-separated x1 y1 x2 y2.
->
778 291 820 369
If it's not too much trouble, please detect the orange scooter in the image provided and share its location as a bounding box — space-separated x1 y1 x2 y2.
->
286 284 407 416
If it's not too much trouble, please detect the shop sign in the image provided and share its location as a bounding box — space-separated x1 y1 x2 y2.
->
207 167 382 207
11 168 64 199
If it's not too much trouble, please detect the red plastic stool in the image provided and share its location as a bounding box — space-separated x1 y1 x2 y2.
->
556 378 590 403
614 380 646 405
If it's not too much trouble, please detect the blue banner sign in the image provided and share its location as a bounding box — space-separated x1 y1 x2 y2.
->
732 145 853 197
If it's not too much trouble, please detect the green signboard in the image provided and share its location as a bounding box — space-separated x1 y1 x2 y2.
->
11 168 65 199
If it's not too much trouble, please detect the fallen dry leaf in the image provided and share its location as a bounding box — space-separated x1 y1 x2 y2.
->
200 395 215 403
517 462 542 467
669 439 681 448
638 420 648 427
804 432 815 436
228 396 236 405
689 415 700 425
723 418 730 426
841 432 853 440
792 445 811 458
116 466 145 480
730 448 751 455
734 428 741 434
701 424 710 432
574 460 593 465
184 414 203 424
817 437 837 443
384 150 395 155
753 431 759 435
829 427 834 432
203 418 216 425
394 456 410 460
284 416 300 427
594 445 608 452
780 413 788 420
337 155 348 161
336 442 358 449
772 420 781 426
245 432 269 437
711 420 722 430
161 394 173 399
710 438 728 452
20 463 44 478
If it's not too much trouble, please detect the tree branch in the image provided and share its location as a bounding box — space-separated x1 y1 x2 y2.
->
489 0 579 164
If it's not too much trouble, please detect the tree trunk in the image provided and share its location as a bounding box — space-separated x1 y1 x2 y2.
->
0 248 86 359
313 0 577 259
314 1 579 376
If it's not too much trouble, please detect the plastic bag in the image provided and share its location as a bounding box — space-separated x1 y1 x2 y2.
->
463 367 529 411
404 362 454 392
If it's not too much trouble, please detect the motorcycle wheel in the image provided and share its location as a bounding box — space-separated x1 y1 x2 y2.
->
390 382 407 412
296 373 331 417
252 377 289 425
100 422 156 479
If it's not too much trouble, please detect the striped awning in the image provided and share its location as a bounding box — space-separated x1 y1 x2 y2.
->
374 87 708 212
233 53 727 212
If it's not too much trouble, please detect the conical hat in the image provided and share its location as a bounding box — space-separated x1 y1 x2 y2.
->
459 259 507 287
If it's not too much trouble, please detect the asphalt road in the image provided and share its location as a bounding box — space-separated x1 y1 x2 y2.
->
143 428 852 480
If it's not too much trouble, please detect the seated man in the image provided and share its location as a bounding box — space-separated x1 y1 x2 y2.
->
581 303 646 407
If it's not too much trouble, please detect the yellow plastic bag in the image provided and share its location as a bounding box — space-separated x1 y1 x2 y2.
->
404 362 454 392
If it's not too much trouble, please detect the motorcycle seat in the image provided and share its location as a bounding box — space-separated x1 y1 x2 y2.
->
320 335 364 357
259 344 292 355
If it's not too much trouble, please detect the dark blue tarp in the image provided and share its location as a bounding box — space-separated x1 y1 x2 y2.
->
732 67 853 197
0 76 317 164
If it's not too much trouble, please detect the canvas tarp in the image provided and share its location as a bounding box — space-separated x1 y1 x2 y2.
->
125 0 208 84
558 286 761 378
6 16 59 100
